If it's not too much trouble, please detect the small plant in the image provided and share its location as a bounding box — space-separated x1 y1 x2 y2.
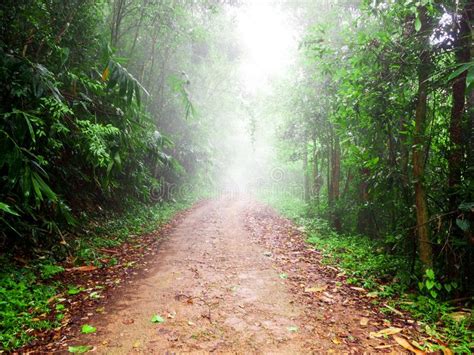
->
418 269 458 300
39 263 64 279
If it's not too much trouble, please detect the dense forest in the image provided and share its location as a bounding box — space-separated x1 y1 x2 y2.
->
0 0 473 352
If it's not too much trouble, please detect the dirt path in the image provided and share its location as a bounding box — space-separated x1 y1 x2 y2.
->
70 197 412 353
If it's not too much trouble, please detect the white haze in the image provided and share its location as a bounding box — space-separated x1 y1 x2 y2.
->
217 1 298 194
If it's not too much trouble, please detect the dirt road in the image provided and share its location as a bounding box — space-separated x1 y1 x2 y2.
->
70 197 410 353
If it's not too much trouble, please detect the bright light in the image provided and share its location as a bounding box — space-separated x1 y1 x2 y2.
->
237 1 296 93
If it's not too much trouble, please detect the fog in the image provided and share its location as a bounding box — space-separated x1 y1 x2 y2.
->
199 1 301 197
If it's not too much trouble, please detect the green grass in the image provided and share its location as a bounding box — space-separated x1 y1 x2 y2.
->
258 191 473 353
72 199 193 265
0 198 193 351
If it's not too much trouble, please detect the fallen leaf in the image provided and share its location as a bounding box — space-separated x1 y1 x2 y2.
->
81 324 96 334
320 295 334 303
151 314 165 323
449 311 470 322
66 265 97 272
287 326 298 332
89 291 100 299
133 340 141 348
188 320 195 326
332 337 342 344
374 345 394 349
350 287 365 292
122 318 134 325
305 285 328 293
393 335 425 354
370 327 403 338
68 345 93 353
360 317 369 327
383 303 404 316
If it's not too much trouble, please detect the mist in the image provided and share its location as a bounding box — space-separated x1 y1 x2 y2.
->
1 0 472 351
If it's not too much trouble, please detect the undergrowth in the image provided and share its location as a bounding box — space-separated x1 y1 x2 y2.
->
0 198 192 351
259 191 473 353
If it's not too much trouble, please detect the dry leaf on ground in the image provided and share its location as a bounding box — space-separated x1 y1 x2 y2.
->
370 327 403 338
393 335 425 355
305 285 328 293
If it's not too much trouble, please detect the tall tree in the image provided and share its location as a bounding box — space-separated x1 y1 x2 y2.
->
412 5 433 270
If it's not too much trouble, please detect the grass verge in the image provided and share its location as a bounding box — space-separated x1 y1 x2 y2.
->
258 191 473 353
0 197 193 351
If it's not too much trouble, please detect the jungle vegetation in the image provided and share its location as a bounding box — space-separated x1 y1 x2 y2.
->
0 0 473 351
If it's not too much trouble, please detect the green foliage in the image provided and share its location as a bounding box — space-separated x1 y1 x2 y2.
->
0 0 193 247
71 198 192 266
263 191 473 352
39 263 64 279
269 0 474 297
0 261 57 350
0 196 190 350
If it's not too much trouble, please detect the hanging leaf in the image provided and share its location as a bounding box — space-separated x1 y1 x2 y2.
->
415 16 421 32
101 66 110 81
456 218 470 231
0 202 19 216
447 63 473 82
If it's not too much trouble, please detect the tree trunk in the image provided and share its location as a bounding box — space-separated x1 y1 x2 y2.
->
111 0 126 46
128 0 148 59
331 131 341 231
303 139 310 202
449 5 472 213
327 131 332 208
412 6 433 270
312 142 321 209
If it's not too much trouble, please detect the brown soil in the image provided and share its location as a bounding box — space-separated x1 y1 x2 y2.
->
47 197 418 353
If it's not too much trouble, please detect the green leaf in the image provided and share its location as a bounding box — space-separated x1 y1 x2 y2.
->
456 218 470 231
447 63 472 81
415 16 421 32
68 345 93 353
429 290 438 298
67 286 82 295
81 324 96 334
425 269 435 279
0 202 19 216
458 202 474 211
279 273 288 279
151 314 165 323
425 279 435 290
